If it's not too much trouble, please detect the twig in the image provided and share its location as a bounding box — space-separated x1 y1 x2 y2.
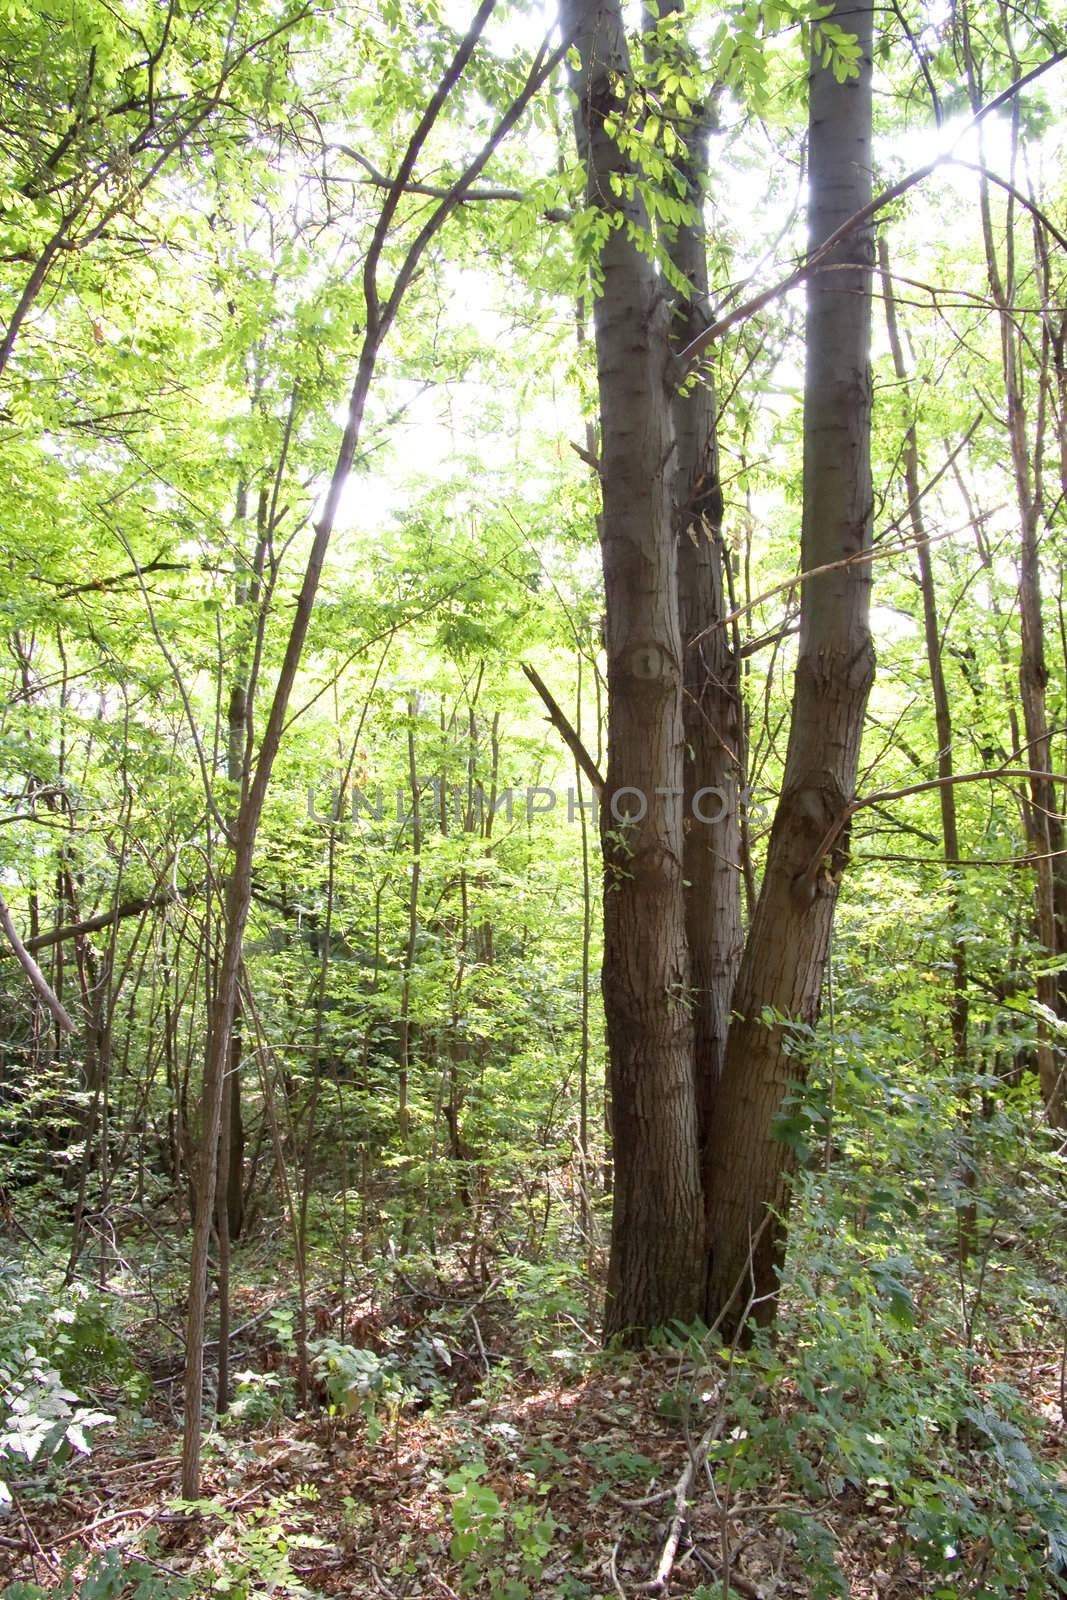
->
609 1536 629 1599
638 1219 774 1595
799 766 1067 897
11 1488 60 1577
460 1274 504 1319
57 1503 156 1544
0 1187 47 1254
607 1485 675 1509
469 1314 491 1376
369 1561 400 1597
637 1414 728 1594
691 1545 761 1597
46 557 189 598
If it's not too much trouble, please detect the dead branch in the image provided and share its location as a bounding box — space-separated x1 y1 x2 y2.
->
522 662 604 796
0 891 73 1032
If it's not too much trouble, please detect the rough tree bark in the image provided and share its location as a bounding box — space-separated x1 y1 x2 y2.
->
562 0 705 1338
702 0 876 1329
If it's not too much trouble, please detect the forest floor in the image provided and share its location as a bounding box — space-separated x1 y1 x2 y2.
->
7 1267 1066 1600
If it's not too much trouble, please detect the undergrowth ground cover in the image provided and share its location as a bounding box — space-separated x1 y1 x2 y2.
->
2 1082 1065 1600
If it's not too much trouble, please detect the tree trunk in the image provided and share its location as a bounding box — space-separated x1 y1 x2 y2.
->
957 0 1066 1128
703 0 876 1330
181 337 379 1497
562 0 705 1339
879 238 978 1243
644 1 745 1271
224 667 250 1245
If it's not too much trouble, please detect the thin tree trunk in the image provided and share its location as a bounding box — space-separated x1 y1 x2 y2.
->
959 1 1067 1126
214 483 255 1416
224 669 249 1247
703 0 876 1330
395 697 423 1246
215 1059 232 1415
879 237 976 1236
575 652 594 1267
180 6 567 1491
182 344 375 1497
399 698 422 1151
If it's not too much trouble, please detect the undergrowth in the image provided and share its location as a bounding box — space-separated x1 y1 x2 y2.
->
2 1024 1065 1599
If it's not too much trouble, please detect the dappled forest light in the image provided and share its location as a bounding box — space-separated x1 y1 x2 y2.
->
0 0 1065 1594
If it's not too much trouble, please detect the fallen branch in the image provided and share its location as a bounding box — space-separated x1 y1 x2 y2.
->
637 1413 728 1595
609 1537 628 1600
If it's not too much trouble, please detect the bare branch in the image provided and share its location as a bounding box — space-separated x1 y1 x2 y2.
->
522 663 604 795
0 892 74 1032
802 767 1067 895
680 47 1067 364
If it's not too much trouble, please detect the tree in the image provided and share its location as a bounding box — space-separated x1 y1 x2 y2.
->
702 0 876 1326
957 0 1067 1129
561 0 707 1335
1 0 1065 1454
0 0 307 380
644 0 744 1281
566 0 876 1335
177 0 569 1496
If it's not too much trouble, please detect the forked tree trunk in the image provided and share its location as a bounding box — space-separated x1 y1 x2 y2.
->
562 0 705 1339
703 0 876 1329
